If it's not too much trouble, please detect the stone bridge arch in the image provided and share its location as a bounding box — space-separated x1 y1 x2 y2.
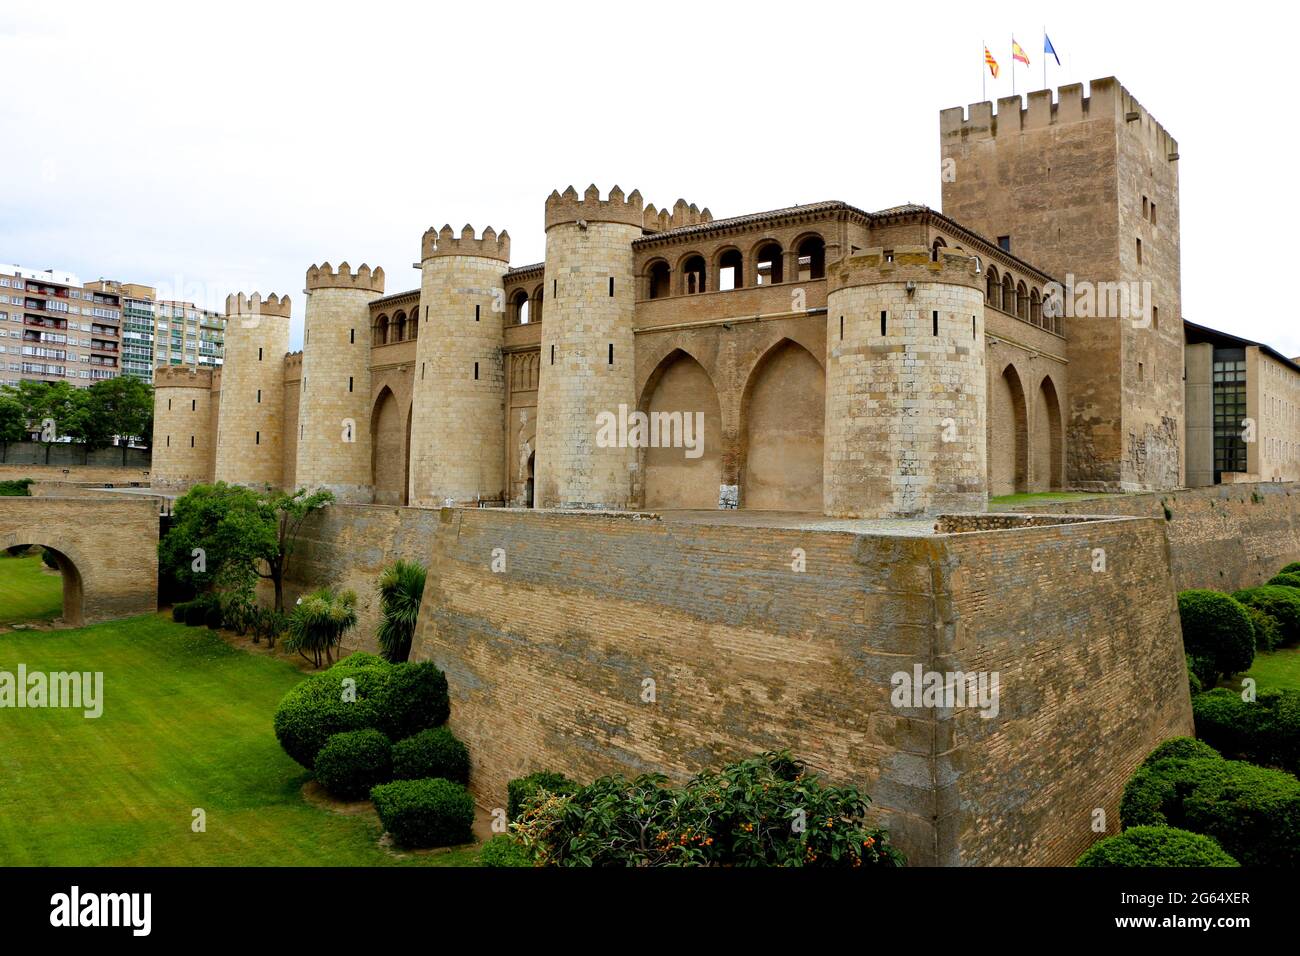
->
0 497 159 626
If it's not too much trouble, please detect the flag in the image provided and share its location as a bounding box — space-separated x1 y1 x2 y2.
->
984 46 999 78
1044 33 1060 65
1012 39 1030 66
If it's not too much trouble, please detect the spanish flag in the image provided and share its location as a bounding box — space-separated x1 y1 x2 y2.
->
1012 39 1030 66
984 46 999 78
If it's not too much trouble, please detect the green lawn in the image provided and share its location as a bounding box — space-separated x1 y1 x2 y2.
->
1238 645 1300 693
0 614 479 866
0 552 64 625
988 491 1117 510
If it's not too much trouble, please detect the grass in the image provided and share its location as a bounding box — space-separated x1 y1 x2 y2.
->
988 491 1115 510
0 613 480 866
1238 645 1300 694
0 552 65 625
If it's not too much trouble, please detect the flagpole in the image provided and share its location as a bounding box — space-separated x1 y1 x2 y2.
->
1011 35 1015 95
1043 26 1047 89
982 39 986 101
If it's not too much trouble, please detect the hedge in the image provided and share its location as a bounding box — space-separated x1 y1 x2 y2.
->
1120 752 1300 867
1193 688 1300 776
392 727 469 784
1176 590 1255 678
314 729 394 800
1266 572 1300 590
1142 736 1222 765
1233 585 1300 647
478 834 534 867
1242 604 1283 653
377 662 450 741
370 778 475 848
507 770 580 821
1076 826 1238 867
1279 562 1300 576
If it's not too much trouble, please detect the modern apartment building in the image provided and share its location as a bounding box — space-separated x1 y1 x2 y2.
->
112 282 225 382
0 264 122 388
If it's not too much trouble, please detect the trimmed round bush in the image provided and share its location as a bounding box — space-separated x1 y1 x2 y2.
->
1076 826 1238 867
183 601 209 626
1242 604 1283 653
478 834 533 867
507 770 580 821
1193 687 1300 775
273 666 392 768
1186 654 1218 692
1177 590 1255 678
1280 562 1300 576
1233 585 1300 647
204 603 223 630
377 661 450 741
370 777 475 848
171 601 190 623
333 651 388 670
1267 572 1300 590
392 727 469 784
314 729 393 800
1142 736 1221 766
1120 753 1300 867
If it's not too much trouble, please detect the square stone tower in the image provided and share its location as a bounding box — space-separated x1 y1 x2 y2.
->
941 77 1183 491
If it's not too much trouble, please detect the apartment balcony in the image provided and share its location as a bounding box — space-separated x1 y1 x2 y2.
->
24 316 67 330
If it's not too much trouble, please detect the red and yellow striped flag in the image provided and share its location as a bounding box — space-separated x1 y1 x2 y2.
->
984 46 999 78
1012 39 1030 66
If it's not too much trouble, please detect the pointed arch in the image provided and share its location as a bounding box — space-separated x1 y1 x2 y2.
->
739 338 824 511
989 362 1029 496
637 348 723 510
371 385 408 504
1033 374 1064 491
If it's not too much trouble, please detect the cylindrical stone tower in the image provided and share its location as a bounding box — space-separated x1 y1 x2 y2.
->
213 292 291 489
151 365 215 491
408 225 510 507
295 262 385 502
535 184 642 509
824 246 987 517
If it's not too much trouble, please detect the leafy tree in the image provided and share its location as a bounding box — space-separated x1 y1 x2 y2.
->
82 376 154 462
3 381 89 461
158 483 333 613
0 390 25 461
375 559 427 662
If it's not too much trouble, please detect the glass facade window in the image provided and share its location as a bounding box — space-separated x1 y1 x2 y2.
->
1213 347 1248 479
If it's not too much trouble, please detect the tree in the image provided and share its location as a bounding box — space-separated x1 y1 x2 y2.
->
82 377 154 462
375 559 427 662
0 390 25 462
157 483 333 614
285 587 358 667
6 380 89 462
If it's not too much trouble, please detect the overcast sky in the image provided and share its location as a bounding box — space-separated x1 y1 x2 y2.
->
1 1 1291 355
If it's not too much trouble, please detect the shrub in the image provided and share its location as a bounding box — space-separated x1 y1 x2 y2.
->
1076 826 1238 867
376 560 427 663
1233 586 1300 647
512 751 905 868
284 587 358 668
507 770 580 822
370 778 475 849
203 603 224 630
392 727 469 784
1242 604 1283 653
251 607 289 648
1176 590 1255 679
1186 654 1218 691
273 665 392 768
40 547 59 570
1120 752 1300 867
377 661 450 741
1267 572 1300 590
1279 562 1300 576
171 601 190 623
334 651 388 670
1186 659 1203 695
1193 688 1300 775
183 599 210 627
1142 736 1221 766
478 834 534 867
0 478 33 496
313 729 393 800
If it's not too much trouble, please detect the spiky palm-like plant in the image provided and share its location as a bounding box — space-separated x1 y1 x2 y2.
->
285 587 358 668
376 560 427 663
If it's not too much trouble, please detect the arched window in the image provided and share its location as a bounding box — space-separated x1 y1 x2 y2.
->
1001 273 1015 313
931 237 947 262
796 235 825 280
682 254 706 295
532 285 544 323
375 314 390 345
1030 289 1042 326
986 267 1001 309
408 309 419 340
1016 282 1028 320
754 242 783 285
647 261 671 299
512 289 530 325
717 248 743 291
393 310 407 341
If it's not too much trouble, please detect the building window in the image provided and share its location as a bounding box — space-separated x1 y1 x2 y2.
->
997 236 1011 252
1213 348 1248 480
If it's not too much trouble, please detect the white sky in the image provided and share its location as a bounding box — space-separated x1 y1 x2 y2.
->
2 1 1292 355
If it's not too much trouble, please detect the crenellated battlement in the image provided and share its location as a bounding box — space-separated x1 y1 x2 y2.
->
153 365 214 388
544 184 644 231
829 245 980 294
305 262 386 294
224 292 291 318
642 198 714 234
940 77 1179 159
420 224 511 263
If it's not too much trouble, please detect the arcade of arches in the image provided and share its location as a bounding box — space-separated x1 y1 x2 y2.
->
988 361 1065 496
